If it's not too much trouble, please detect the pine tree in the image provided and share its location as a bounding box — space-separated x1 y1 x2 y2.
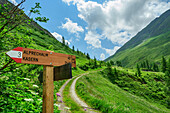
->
116 61 122 67
94 56 97 68
153 63 159 72
110 60 114 65
66 42 69 47
107 62 112 74
167 58 170 73
136 64 141 77
146 60 150 70
87 53 90 59
99 61 102 67
161 56 167 73
62 36 65 45
77 48 79 52
72 46 75 51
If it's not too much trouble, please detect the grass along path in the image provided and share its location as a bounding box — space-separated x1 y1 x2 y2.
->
63 77 84 112
76 71 169 113
70 73 99 113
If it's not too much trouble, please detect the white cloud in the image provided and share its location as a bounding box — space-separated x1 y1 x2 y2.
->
61 18 84 37
100 53 105 60
104 46 120 56
62 0 84 5
84 31 102 48
51 32 70 45
65 40 70 45
64 0 170 47
9 0 18 5
51 32 62 42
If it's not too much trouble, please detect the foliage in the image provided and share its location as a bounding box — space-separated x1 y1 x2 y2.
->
136 64 141 77
76 71 169 113
106 10 170 67
106 31 170 68
63 77 85 112
161 56 167 73
86 53 90 59
0 1 90 112
116 61 122 67
102 67 169 108
62 36 65 45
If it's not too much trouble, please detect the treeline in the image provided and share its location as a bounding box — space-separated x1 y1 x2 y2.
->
61 36 92 59
107 60 122 67
136 56 170 74
103 57 170 108
79 57 105 71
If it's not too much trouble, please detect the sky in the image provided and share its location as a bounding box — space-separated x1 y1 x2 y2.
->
10 0 170 60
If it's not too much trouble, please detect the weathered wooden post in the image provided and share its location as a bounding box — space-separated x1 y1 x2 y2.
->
43 66 54 113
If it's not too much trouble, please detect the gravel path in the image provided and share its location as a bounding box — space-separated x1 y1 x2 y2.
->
70 73 99 113
58 70 102 113
58 78 72 113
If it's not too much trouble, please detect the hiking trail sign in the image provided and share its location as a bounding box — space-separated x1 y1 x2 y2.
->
6 47 76 67
6 47 76 113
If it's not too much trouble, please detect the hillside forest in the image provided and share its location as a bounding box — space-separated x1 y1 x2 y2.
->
0 0 170 113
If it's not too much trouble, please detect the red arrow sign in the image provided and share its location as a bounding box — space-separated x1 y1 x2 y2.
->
6 47 23 63
6 47 76 67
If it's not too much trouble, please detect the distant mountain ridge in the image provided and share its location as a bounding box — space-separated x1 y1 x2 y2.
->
105 9 170 67
116 9 170 53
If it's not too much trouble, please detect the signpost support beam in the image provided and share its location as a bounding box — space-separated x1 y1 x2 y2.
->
43 66 54 113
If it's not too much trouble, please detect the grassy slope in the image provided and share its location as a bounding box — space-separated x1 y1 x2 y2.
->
76 70 169 113
106 31 170 67
0 16 89 112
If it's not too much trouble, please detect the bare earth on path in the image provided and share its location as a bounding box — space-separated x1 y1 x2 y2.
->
58 70 102 113
70 73 99 113
58 78 72 113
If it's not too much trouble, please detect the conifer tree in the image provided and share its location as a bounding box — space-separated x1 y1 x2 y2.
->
86 53 90 59
66 42 69 47
153 63 159 72
72 46 74 51
110 60 114 65
161 56 167 73
146 60 150 70
136 64 141 77
62 36 65 45
116 61 122 67
167 58 170 73
77 48 79 54
94 56 97 68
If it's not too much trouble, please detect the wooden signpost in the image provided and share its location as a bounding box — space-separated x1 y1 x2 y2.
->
6 47 76 113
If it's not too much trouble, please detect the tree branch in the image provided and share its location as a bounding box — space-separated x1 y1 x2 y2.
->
0 59 13 71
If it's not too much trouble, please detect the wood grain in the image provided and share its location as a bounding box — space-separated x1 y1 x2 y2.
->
43 66 54 113
21 48 76 67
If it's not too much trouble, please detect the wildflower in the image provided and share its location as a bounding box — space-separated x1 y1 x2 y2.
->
24 98 33 102
54 103 60 107
28 90 38 95
84 108 87 111
38 99 42 103
59 100 63 103
33 85 39 88
64 107 70 110
56 93 61 97
24 78 30 81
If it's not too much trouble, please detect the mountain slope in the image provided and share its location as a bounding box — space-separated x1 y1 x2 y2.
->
105 9 170 67
76 69 169 112
0 1 89 112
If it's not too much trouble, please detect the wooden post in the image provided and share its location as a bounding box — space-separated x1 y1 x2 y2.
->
43 66 54 113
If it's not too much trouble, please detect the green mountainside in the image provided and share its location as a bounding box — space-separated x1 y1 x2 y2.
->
0 1 90 112
105 9 170 67
76 67 170 112
0 1 169 113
